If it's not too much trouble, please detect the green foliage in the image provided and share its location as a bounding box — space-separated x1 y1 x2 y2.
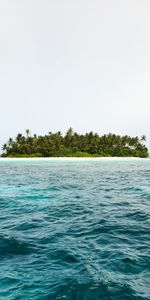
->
1 129 149 158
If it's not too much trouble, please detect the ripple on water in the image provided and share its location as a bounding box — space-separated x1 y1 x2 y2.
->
0 234 36 258
0 159 150 299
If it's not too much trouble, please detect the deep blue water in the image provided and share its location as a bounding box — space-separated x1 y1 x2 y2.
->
0 159 150 300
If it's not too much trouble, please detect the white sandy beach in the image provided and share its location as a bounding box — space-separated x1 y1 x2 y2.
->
0 157 147 161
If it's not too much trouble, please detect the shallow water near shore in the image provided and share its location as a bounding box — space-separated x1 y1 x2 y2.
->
0 159 150 299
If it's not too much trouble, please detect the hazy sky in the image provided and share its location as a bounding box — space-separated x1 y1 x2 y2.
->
0 0 150 150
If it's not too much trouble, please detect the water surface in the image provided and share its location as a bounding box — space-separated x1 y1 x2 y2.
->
0 159 150 299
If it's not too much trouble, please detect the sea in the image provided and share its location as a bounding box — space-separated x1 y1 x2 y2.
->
0 158 149 300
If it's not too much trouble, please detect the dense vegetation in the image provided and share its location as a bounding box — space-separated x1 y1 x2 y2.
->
1 128 149 158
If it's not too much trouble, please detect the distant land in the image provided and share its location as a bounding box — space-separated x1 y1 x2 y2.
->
1 128 149 158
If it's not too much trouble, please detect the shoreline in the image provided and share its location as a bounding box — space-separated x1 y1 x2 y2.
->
0 157 148 161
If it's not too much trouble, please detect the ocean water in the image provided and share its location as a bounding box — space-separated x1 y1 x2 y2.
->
0 159 150 300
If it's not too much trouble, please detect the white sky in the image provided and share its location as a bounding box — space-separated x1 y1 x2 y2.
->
0 0 150 150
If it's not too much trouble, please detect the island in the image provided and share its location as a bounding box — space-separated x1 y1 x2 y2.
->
1 128 149 158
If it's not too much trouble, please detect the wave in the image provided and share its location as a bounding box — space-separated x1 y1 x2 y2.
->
0 235 35 258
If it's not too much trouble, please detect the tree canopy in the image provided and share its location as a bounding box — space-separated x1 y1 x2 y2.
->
1 128 149 158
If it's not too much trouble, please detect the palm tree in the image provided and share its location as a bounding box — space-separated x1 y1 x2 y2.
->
16 133 22 143
140 135 146 143
25 129 31 138
1 129 149 158
64 127 74 147
8 137 13 147
2 143 7 152
66 127 74 137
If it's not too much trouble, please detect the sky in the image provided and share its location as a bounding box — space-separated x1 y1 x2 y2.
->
0 0 150 151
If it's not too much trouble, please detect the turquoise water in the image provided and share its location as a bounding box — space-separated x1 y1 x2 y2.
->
0 159 150 300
